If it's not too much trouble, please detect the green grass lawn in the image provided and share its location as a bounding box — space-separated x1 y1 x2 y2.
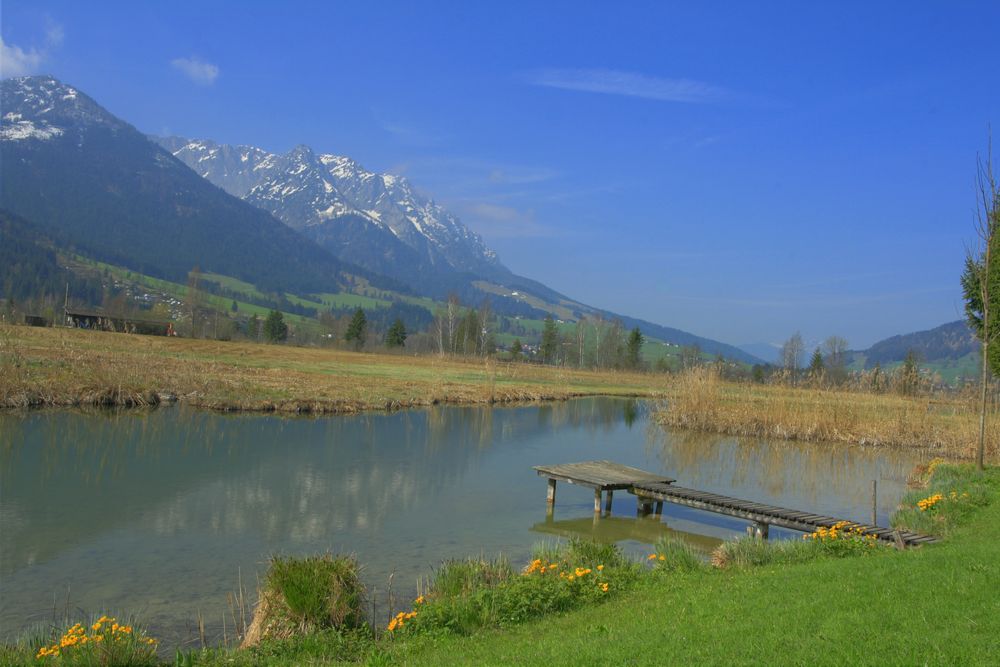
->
388 466 1000 666
3 463 996 666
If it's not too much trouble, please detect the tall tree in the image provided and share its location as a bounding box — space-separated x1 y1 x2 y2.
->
680 344 701 370
262 309 287 343
962 136 1000 470
540 315 559 364
897 349 921 396
808 347 825 382
186 265 203 338
386 318 407 348
575 316 587 369
780 332 805 382
478 298 495 356
626 327 644 369
446 293 460 354
510 338 523 362
345 307 367 351
823 335 849 385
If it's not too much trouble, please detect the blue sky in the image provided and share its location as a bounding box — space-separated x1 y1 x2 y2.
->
3 1 998 349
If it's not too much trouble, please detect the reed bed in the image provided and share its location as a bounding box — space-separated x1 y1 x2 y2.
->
658 366 999 460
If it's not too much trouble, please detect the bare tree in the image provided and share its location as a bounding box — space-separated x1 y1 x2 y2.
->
780 332 804 382
575 315 587 369
446 293 460 354
433 306 447 355
962 134 999 470
592 314 604 369
823 335 849 385
477 298 494 356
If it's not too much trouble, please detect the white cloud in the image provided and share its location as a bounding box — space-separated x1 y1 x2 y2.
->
525 68 729 104
1 36 45 78
45 22 65 48
462 202 555 239
171 56 219 86
0 19 65 79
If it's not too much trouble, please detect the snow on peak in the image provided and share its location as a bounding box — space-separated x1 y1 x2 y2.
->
0 117 64 141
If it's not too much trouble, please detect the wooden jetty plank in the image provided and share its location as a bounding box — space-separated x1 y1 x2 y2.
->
537 461 939 547
534 460 675 490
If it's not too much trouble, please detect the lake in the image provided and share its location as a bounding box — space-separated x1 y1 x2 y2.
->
0 398 923 645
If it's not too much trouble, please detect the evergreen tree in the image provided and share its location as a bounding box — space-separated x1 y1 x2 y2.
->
898 349 920 395
808 347 825 381
345 307 367 351
230 300 238 313
626 327 644 369
510 338 523 361
262 309 288 343
386 317 407 348
540 315 559 364
247 313 260 341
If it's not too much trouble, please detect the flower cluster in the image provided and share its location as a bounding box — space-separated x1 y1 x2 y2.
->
803 520 877 544
917 490 969 511
647 553 667 563
387 609 417 632
917 493 944 511
35 616 157 660
522 559 610 593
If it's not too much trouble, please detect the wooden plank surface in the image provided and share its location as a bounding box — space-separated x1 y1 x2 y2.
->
535 461 938 547
633 483 939 546
533 460 675 490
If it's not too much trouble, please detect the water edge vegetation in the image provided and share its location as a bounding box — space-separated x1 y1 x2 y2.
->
2 462 996 665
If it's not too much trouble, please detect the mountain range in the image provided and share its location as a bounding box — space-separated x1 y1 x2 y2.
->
1 74 761 362
0 75 386 295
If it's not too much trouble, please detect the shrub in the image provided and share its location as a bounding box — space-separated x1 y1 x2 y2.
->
242 554 365 647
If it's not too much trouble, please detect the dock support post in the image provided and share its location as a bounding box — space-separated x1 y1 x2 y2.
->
746 521 769 540
604 490 614 514
594 488 602 513
871 480 878 526
637 499 654 517
546 479 557 515
654 501 664 516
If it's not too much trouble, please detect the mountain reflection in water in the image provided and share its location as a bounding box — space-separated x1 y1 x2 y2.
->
0 398 922 646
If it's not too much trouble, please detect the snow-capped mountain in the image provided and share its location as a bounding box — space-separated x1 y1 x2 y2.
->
155 136 502 283
1 75 128 142
1 75 381 294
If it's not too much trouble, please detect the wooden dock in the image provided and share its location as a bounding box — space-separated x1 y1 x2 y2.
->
534 460 938 547
533 460 675 514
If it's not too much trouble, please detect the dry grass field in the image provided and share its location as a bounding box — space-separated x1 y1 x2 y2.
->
3 325 995 461
658 366 998 460
0 324 664 412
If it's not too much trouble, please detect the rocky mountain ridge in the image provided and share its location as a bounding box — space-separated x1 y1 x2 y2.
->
155 136 501 283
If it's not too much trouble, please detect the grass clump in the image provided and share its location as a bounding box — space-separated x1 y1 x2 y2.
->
424 556 514 599
650 537 710 573
242 554 366 648
388 540 640 638
892 460 994 537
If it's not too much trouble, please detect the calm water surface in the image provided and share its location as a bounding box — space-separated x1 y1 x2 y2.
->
0 398 923 645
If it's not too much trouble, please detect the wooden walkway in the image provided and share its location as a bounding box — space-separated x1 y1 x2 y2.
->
534 460 938 547
634 481 937 546
534 460 675 513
